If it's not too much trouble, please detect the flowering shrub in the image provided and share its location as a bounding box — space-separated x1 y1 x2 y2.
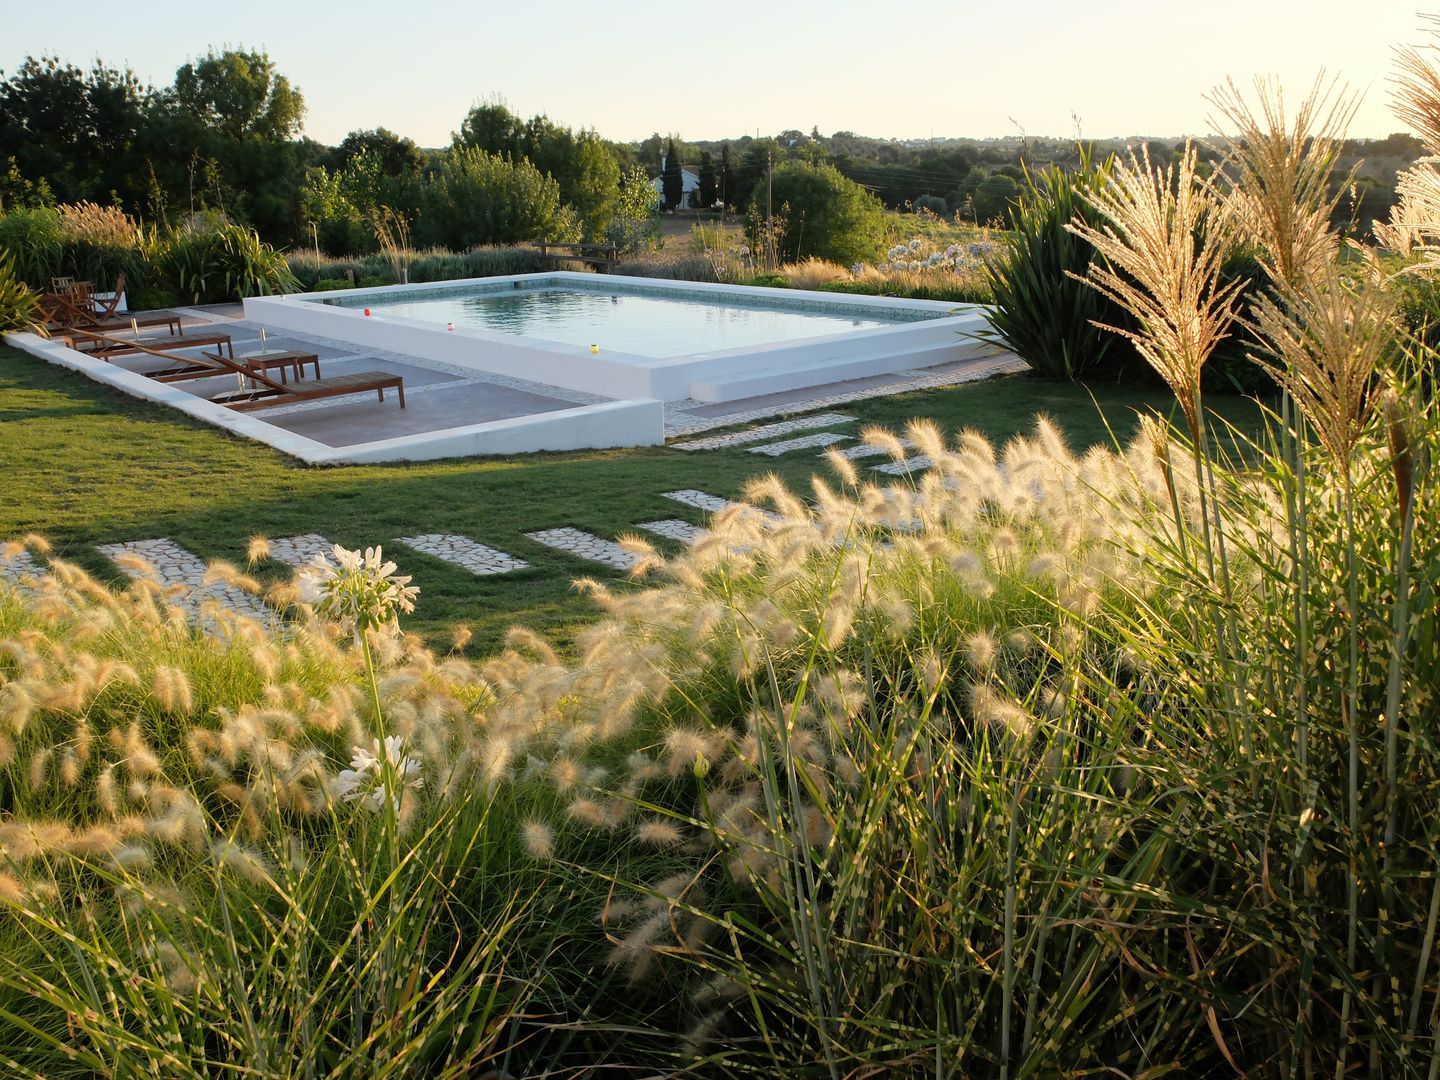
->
880 235 999 274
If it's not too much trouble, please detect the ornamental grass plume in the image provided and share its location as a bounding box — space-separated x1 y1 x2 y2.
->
1206 74 1356 289
1066 142 1247 442
1247 261 1397 475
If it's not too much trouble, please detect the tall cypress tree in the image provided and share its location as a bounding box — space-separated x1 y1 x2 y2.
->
661 137 682 209
697 150 716 209
718 141 732 207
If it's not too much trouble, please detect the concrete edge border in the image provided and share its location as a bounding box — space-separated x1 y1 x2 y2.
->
2 330 665 463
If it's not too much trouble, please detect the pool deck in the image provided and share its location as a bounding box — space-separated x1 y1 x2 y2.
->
6 300 1025 462
172 302 1025 441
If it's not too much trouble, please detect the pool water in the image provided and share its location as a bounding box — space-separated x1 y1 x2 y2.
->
346 287 922 358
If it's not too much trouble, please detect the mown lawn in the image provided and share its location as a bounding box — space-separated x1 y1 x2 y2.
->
0 344 1264 653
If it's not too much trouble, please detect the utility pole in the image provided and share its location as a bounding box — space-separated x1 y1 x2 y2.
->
765 147 775 273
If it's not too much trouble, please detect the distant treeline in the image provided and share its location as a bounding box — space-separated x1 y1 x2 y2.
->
0 50 1422 251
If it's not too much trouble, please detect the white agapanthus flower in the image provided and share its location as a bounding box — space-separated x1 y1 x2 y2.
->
335 735 423 811
298 544 418 633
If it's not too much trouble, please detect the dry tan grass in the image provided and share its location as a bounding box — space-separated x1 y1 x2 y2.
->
779 258 849 290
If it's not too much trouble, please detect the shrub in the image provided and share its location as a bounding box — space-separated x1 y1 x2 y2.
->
982 150 1142 380
358 274 390 288
971 172 1022 226
911 193 947 216
748 161 887 266
415 147 578 249
312 277 354 291
612 255 720 282
0 206 63 287
819 273 991 304
126 285 179 312
0 251 43 331
288 247 548 291
156 223 300 304
746 271 789 287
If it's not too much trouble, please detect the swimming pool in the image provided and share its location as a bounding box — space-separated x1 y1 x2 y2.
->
246 273 990 404
320 282 930 358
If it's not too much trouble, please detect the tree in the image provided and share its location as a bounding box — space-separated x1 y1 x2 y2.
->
972 173 1022 226
697 151 716 209
457 100 525 157
732 138 781 214
333 128 424 177
415 146 576 248
718 142 732 207
749 161 886 265
605 165 661 254
172 49 304 141
0 57 151 206
661 138 682 209
456 104 621 238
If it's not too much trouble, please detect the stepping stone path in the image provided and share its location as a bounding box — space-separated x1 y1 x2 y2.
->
525 528 639 572
670 413 856 451
0 549 44 589
873 455 934 476
662 489 785 525
748 431 852 457
398 533 528 575
637 519 709 545
265 533 336 570
829 438 916 460
97 538 270 621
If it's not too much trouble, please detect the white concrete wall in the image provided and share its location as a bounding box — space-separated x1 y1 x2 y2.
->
2 330 665 463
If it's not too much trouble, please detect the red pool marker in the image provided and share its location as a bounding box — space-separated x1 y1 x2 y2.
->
363 308 371 316
447 322 455 331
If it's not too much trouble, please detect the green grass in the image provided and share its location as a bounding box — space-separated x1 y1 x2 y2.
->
0 344 1264 652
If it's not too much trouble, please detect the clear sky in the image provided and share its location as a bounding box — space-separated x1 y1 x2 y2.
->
1 0 1428 145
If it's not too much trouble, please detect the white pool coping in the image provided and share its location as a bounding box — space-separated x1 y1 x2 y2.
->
2 328 665 464
244 273 993 404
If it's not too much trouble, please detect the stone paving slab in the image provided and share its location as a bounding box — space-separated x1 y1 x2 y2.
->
661 489 784 525
748 431 852 457
830 438 916 460
0 549 44 590
636 519 709 545
398 534 528 575
97 538 270 620
873 455 934 476
669 413 857 451
524 528 639 572
266 534 336 570
662 489 742 514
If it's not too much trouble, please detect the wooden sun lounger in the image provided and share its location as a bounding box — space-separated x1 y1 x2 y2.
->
195 349 403 412
38 293 182 335
148 349 321 385
63 328 234 359
50 332 234 382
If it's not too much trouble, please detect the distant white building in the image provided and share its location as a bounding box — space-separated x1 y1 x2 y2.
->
651 163 701 209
